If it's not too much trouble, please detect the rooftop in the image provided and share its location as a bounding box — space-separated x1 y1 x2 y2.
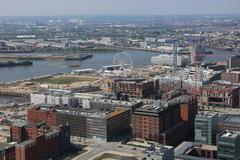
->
16 139 35 147
220 131 240 139
12 121 27 127
196 111 218 119
134 100 180 116
225 116 240 124
202 82 240 90
0 143 14 150
175 141 217 160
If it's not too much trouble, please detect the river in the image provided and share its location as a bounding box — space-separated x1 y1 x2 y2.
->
0 48 238 83
0 50 158 83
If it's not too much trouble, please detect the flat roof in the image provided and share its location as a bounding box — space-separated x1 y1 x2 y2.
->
12 121 27 127
196 111 218 119
16 139 35 147
106 107 129 118
0 143 14 150
225 116 240 124
220 131 240 139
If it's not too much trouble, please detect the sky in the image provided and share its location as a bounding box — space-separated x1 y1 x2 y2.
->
0 0 240 16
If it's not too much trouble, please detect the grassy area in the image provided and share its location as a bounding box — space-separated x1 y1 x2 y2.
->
32 76 96 84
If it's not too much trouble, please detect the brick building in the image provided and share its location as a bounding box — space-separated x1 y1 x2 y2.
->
27 105 57 126
27 104 131 141
10 122 70 160
104 78 159 97
15 130 60 160
132 94 197 146
201 82 240 110
10 122 50 143
221 71 240 84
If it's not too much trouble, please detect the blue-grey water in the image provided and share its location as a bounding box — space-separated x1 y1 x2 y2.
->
0 49 238 83
0 50 158 83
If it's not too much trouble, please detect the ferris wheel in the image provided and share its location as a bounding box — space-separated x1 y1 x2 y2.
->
113 52 133 77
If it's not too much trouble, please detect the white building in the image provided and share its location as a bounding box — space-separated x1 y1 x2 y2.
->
30 89 78 106
151 54 190 67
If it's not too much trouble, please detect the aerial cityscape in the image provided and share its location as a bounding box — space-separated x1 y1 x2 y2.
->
0 0 240 160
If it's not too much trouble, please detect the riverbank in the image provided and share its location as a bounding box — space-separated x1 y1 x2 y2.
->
0 53 93 61
0 60 33 68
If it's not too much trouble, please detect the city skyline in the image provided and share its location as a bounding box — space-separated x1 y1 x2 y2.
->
0 0 240 16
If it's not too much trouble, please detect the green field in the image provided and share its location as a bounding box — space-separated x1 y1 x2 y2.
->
32 76 95 84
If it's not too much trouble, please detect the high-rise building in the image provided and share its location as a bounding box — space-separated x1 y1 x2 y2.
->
195 112 219 145
227 54 240 69
217 131 240 160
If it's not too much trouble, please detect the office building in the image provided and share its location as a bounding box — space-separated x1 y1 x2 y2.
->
217 131 240 160
195 112 218 145
27 104 131 141
227 54 240 69
201 82 240 110
86 107 130 141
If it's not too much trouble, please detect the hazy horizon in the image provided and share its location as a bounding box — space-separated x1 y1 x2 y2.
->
0 0 240 17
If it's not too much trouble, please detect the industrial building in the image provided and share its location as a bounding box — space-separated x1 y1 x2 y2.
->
217 131 240 160
201 82 240 110
194 112 219 145
151 54 190 67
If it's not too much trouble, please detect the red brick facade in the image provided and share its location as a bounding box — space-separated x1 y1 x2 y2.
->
132 95 197 145
27 107 57 127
